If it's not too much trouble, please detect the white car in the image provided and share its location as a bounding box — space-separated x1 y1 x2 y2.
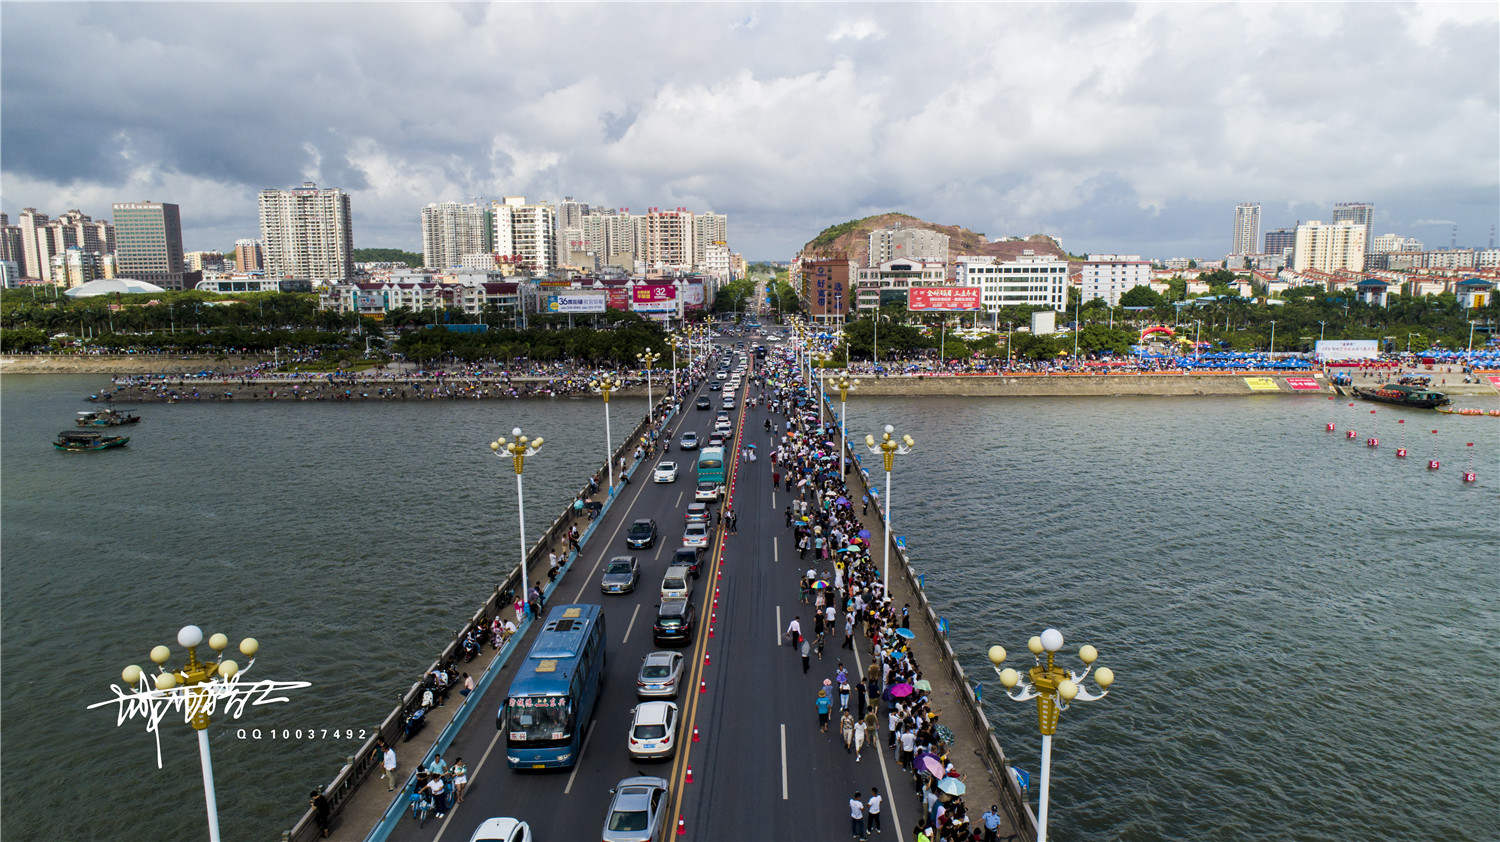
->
628 701 680 760
715 418 732 435
468 817 533 842
653 462 678 483
683 521 710 547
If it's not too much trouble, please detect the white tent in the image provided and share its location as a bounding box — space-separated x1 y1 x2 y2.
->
64 278 168 297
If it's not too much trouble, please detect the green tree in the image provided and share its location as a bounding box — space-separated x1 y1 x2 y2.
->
1120 285 1163 308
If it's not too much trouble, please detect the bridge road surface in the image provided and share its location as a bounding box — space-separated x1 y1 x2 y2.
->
392 337 907 842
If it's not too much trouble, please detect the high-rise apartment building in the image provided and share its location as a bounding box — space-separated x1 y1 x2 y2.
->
1232 203 1261 256
491 197 556 274
0 213 27 278
1331 202 1374 250
694 213 728 265
1292 220 1366 273
421 201 491 269
1264 227 1296 257
18 208 49 281
234 239 264 272
112 201 186 289
259 183 354 282
868 226 949 265
644 208 696 271
1080 254 1152 307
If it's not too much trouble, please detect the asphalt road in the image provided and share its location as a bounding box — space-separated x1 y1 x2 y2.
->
392 336 910 842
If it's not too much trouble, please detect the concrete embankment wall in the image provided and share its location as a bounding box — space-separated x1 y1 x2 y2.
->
851 372 1321 396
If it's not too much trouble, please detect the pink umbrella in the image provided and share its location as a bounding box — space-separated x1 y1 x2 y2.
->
915 751 946 779
888 683 914 698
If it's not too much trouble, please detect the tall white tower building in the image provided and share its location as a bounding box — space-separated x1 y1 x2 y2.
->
421 201 490 269
1233 203 1261 256
258 182 354 282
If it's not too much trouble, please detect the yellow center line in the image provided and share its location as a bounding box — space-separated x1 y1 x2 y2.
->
664 388 747 833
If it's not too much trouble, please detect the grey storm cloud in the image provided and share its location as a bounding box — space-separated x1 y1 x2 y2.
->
2 2 1496 258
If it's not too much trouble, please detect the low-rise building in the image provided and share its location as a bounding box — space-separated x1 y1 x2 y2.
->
954 251 1068 312
852 258 946 312
1080 254 1152 307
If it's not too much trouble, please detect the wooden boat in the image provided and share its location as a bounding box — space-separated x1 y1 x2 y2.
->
1351 382 1451 409
54 430 130 452
75 407 141 427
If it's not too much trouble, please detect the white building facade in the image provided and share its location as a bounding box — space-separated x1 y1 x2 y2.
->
1232 203 1260 256
421 201 490 270
955 251 1069 312
258 182 355 282
1080 254 1152 307
868 226 949 265
853 259 947 310
491 197 557 275
1291 220 1367 273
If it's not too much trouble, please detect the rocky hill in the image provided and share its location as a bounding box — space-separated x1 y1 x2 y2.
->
799 212 1069 267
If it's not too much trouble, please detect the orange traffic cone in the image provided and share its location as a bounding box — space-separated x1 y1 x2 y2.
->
699 679 707 693
704 652 711 666
686 765 694 783
677 815 686 836
692 726 700 742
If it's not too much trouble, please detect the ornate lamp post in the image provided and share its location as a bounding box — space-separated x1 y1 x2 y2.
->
863 424 915 586
666 335 681 399
491 427 545 618
812 350 832 421
833 374 858 474
590 373 623 490
96 626 300 842
637 349 661 420
987 628 1115 842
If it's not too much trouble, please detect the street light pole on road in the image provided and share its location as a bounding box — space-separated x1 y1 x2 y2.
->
590 373 623 491
491 427 544 618
864 424 914 586
833 374 857 474
987 629 1114 842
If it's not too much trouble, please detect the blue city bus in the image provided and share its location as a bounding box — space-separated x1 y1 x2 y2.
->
498 604 606 769
697 446 726 486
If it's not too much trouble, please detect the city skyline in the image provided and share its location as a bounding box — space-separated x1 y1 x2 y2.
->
2 3 1495 261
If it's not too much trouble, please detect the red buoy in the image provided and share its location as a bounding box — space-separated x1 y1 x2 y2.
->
1397 420 1407 457
1464 443 1476 483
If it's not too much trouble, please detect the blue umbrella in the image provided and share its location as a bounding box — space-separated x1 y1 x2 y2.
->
894 627 915 640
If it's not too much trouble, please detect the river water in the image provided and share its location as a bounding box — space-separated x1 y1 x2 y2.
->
2 375 1495 841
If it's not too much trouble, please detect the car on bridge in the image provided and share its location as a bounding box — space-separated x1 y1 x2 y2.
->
466 817 532 842
694 481 721 502
652 598 697 645
683 502 710 523
600 557 640 594
682 521 709 548
671 546 704 578
636 651 685 699
602 776 669 842
708 380 721 391
627 701 680 760
659 565 693 600
625 518 658 549
679 431 699 450
695 396 711 410
652 462 678 483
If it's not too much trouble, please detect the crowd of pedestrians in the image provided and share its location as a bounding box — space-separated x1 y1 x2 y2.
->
753 346 999 842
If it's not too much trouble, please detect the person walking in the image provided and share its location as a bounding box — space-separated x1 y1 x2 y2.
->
786 616 802 648
867 787 884 834
801 636 811 673
849 792 868 841
817 688 831 733
452 757 468 804
853 715 867 761
981 806 1001 842
377 739 398 792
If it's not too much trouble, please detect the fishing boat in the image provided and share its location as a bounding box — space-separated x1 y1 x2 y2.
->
75 407 142 427
1351 381 1452 409
54 429 130 452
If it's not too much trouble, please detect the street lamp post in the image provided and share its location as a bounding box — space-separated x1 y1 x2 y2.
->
833 374 857 474
490 428 545 618
590 373 624 491
114 626 266 842
864 424 915 586
812 350 832 421
987 629 1115 842
637 350 661 421
1318 320 1326 344
1407 332 1418 354
1269 320 1276 355
1194 319 1202 357
666 335 681 400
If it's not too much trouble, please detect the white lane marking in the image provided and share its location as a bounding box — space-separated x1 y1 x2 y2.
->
571 479 650 602
773 536 779 564
431 726 504 841
780 723 789 800
623 603 641 644
675 490 684 508
852 637 903 841
775 605 781 648
563 719 596 795
771 490 776 509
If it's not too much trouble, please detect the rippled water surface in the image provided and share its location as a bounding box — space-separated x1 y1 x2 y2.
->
3 377 1496 841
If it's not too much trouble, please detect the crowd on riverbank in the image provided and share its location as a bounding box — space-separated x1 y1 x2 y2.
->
755 349 995 842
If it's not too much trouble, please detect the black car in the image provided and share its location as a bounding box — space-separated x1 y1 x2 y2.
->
695 396 711 410
671 546 704 578
708 381 721 391
653 598 697 645
625 518 658 549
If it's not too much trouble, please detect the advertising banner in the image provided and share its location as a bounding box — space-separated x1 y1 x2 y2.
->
546 294 607 314
1314 339 1379 361
1243 377 1280 391
606 288 629 310
1284 376 1323 391
682 282 706 310
631 283 678 312
908 287 981 311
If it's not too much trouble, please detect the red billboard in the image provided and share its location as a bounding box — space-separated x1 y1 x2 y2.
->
631 283 677 312
908 287 981 311
606 288 630 310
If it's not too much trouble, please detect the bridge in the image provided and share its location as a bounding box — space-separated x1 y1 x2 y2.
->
287 334 1036 842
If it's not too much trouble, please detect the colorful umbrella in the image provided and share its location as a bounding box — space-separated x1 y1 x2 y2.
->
915 752 946 778
913 679 931 691
836 496 849 505
812 580 829 590
937 777 965 796
888 683 914 698
894 627 916 640
857 530 872 539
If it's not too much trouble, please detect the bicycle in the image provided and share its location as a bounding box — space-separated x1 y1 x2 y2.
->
410 791 434 827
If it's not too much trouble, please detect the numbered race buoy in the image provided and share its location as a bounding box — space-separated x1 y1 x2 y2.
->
1463 442 1477 483
1427 429 1440 470
1327 396 1337 431
1396 419 1407 458
1366 409 1378 447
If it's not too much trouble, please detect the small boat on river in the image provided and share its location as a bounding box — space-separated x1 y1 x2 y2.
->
75 407 141 427
1351 380 1451 409
54 429 130 452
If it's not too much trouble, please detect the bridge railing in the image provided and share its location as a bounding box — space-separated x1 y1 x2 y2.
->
281 405 667 842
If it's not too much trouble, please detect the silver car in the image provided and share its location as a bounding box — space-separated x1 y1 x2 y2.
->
636 651 685 698
602 776 669 842
600 556 640 594
627 701 679 760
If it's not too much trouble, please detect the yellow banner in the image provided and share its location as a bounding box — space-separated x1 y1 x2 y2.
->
1243 377 1280 391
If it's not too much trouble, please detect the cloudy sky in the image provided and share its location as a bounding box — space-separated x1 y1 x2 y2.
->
3 2 1496 261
